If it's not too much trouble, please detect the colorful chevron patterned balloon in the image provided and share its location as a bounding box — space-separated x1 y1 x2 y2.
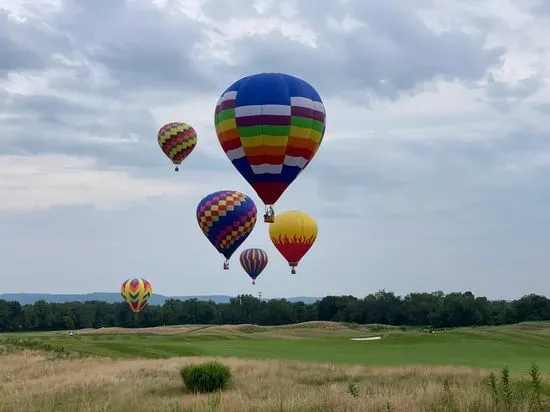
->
120 277 153 313
214 73 326 222
239 248 268 284
269 210 318 274
157 122 197 171
196 190 257 269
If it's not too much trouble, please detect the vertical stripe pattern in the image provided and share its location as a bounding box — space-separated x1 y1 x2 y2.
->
239 248 269 283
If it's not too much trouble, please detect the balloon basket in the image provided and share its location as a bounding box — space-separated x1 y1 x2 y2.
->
264 205 275 223
291 267 296 275
223 260 229 270
174 166 179 172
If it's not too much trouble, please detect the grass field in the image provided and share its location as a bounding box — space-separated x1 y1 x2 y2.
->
1 321 550 411
4 321 550 371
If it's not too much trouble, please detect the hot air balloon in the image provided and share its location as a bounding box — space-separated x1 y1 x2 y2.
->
157 122 197 172
269 210 317 274
214 73 326 223
239 248 268 284
120 277 152 313
197 190 257 270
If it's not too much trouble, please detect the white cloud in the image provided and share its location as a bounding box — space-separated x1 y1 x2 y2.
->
0 154 193 212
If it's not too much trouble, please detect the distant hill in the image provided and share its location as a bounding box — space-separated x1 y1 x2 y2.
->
0 293 320 305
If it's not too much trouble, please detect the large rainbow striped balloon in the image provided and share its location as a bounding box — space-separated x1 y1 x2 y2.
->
120 277 152 313
196 190 257 269
157 122 197 172
239 248 268 284
214 73 326 222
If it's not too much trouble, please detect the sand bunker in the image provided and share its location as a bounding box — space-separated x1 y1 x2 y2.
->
350 336 382 341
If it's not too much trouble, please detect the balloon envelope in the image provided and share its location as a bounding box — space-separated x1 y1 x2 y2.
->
196 190 257 268
269 210 318 274
157 122 197 170
214 73 326 212
239 248 268 284
120 277 152 313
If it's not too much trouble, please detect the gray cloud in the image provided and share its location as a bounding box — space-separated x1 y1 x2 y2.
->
0 0 512 182
316 205 361 220
0 10 49 73
0 0 229 171
532 0 550 14
56 1 207 91
485 75 540 112
0 0 213 96
1 91 154 157
0 0 509 173
208 0 505 100
3 93 94 118
0 88 237 173
535 102 550 114
306 125 550 225
1 0 550 298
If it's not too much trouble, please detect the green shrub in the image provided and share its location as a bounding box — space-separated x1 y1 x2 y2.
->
180 361 231 393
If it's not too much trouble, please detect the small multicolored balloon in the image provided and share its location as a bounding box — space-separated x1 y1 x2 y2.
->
215 73 326 222
239 248 268 284
157 122 197 171
196 190 257 269
269 210 317 274
120 277 152 313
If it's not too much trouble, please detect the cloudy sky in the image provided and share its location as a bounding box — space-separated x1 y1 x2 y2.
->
1 0 549 300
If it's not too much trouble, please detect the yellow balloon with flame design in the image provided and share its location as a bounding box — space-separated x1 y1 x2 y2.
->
268 210 317 274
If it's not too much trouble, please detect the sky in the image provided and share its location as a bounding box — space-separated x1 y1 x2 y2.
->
1 0 550 300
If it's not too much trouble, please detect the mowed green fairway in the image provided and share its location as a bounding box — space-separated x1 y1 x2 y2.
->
4 322 550 372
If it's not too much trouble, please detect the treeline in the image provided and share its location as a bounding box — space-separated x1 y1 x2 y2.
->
0 291 549 332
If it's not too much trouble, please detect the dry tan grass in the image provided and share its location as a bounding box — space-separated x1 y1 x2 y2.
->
76 321 393 338
77 322 349 336
77 326 209 335
0 349 537 412
274 321 353 330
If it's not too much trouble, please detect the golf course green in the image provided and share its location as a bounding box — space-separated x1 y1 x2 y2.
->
4 321 550 372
